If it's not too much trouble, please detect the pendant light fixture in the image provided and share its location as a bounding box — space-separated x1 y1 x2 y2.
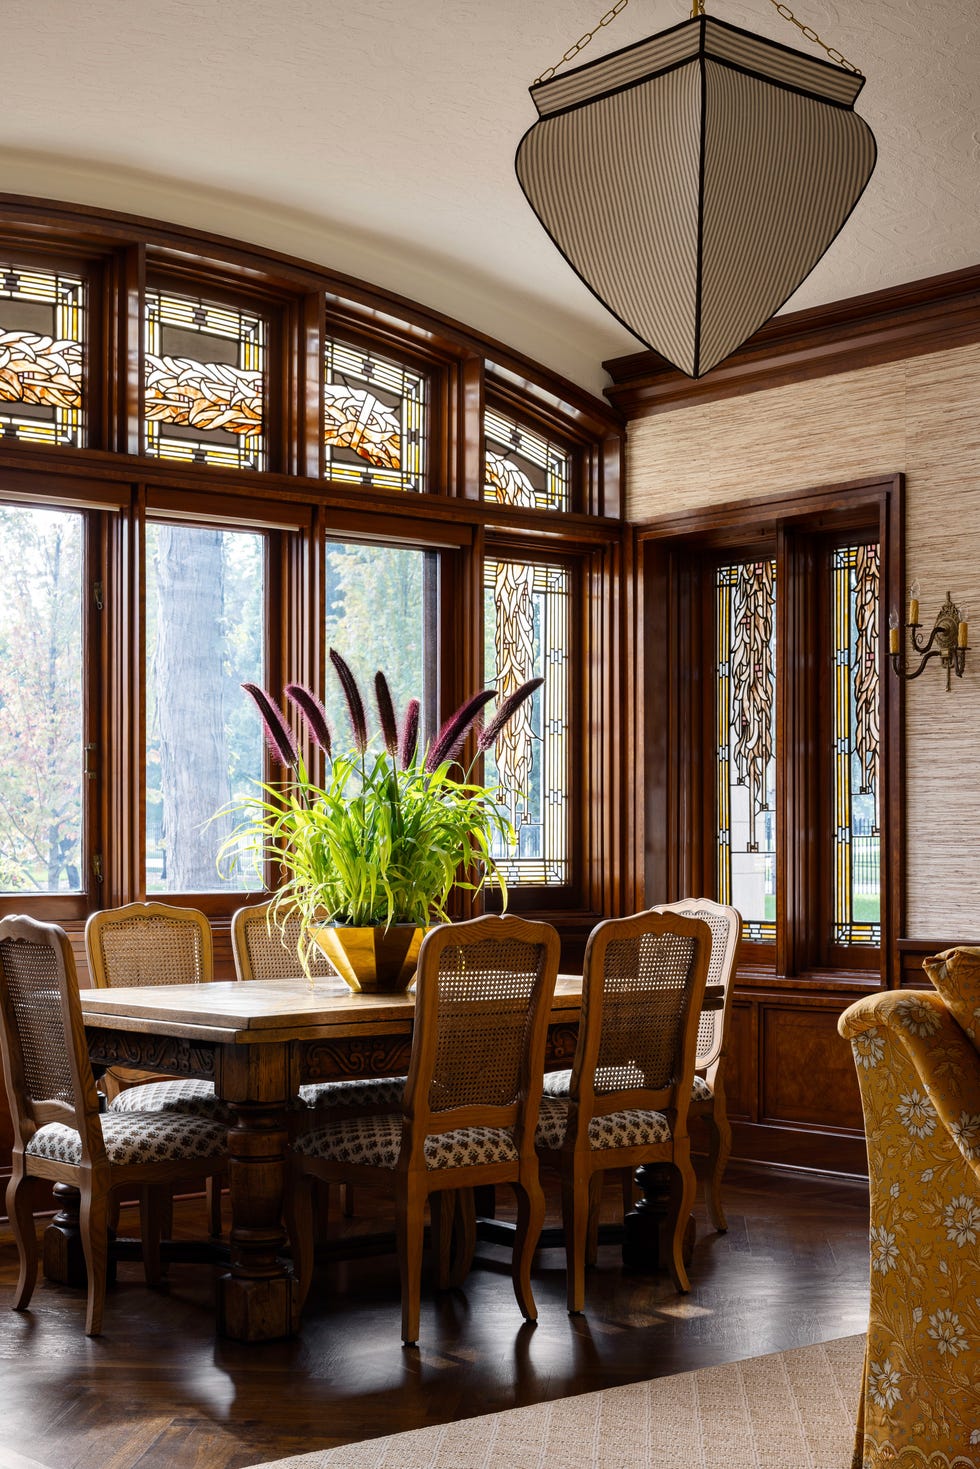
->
515 1 877 378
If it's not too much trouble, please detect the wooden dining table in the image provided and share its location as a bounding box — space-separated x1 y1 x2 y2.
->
62 972 722 1342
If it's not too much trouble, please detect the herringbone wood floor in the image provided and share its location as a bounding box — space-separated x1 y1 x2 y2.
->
0 1163 870 1469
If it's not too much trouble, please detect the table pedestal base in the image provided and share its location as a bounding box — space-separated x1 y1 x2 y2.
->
218 1272 300 1341
622 1162 695 1271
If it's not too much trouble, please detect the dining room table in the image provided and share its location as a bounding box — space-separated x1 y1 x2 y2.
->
55 971 723 1341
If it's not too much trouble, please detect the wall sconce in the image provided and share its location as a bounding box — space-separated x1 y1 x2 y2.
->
889 583 969 691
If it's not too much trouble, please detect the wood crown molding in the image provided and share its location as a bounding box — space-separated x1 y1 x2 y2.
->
603 264 980 418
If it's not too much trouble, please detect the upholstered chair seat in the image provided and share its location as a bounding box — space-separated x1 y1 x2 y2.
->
107 1078 233 1123
297 1077 406 1110
25 1111 228 1166
295 1114 519 1170
542 1067 715 1106
535 1095 672 1151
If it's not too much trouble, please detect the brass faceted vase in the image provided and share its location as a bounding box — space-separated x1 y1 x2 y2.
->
312 924 426 994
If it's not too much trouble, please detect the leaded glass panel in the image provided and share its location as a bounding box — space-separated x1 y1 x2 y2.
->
484 409 571 512
144 292 265 470
832 543 881 946
0 267 84 447
323 340 426 492
484 557 569 885
716 560 776 942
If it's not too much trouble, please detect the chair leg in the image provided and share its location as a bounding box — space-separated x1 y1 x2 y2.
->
430 1189 454 1291
341 1183 355 1218
561 1163 592 1315
449 1188 477 1289
207 1176 223 1237
704 1106 731 1233
668 1146 697 1294
285 1170 316 1312
6 1168 38 1311
139 1185 167 1287
396 1178 426 1347
79 1181 110 1336
585 1171 604 1268
512 1171 545 1323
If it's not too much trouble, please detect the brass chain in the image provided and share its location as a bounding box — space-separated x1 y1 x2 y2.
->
533 0 861 86
533 0 631 86
768 0 862 75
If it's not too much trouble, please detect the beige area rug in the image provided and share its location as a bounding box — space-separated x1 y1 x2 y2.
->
249 1334 864 1469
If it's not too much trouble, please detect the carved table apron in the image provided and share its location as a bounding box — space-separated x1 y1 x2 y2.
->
68 973 720 1341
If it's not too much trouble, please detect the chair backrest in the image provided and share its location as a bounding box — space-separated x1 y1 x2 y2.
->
568 911 712 1127
231 901 337 981
85 902 213 988
0 915 102 1159
403 914 560 1156
649 898 741 1079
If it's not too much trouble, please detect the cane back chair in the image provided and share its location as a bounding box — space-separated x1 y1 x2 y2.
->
289 913 560 1346
536 910 711 1311
0 916 227 1335
650 898 741 1231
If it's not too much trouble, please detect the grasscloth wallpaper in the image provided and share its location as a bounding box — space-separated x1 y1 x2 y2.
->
626 341 980 939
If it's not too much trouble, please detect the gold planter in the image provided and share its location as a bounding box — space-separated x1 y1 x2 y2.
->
312 924 426 994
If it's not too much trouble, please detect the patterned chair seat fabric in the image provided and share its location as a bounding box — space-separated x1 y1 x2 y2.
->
542 1068 713 1105
535 1095 672 1151
298 1076 407 1110
293 1113 519 1171
25 1112 229 1166
108 1077 233 1123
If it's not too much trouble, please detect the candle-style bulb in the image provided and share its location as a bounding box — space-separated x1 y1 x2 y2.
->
958 608 969 649
888 610 899 630
888 609 900 654
908 580 920 626
909 579 920 600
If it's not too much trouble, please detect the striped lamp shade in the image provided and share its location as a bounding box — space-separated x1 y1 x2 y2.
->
516 15 876 378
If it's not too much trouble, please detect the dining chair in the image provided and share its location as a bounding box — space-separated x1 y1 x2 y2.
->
649 897 741 1231
0 915 228 1335
288 913 560 1346
535 909 711 1312
85 901 229 1234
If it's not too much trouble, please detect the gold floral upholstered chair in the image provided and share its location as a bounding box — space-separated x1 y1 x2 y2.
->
839 946 980 1469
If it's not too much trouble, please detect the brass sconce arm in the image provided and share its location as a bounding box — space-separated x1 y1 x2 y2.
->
889 591 969 692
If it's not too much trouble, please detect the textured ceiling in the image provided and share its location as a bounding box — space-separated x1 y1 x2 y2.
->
2 0 978 393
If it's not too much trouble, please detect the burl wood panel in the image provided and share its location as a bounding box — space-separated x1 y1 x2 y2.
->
760 1005 865 1132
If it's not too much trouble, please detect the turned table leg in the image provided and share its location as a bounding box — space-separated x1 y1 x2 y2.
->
216 1045 300 1342
622 1163 695 1272
43 1182 117 1287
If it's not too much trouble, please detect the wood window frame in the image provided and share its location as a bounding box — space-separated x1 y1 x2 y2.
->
636 473 905 990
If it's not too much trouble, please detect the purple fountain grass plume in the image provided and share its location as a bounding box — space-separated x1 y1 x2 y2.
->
374 672 399 757
329 649 368 753
425 689 496 773
242 683 299 768
478 677 545 751
284 683 332 757
398 698 420 769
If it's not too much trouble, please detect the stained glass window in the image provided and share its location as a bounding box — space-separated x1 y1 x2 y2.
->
0 266 84 447
144 292 265 470
832 543 881 946
484 557 570 885
323 339 426 492
484 409 571 512
716 560 776 942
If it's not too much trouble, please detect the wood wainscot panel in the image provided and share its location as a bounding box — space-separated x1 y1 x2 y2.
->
721 998 756 1123
761 1004 864 1132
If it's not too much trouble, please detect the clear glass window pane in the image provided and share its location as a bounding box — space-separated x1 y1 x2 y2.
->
323 340 426 492
0 266 84 447
484 557 570 885
323 542 435 736
832 543 881 946
716 560 776 941
145 524 264 892
144 292 265 470
484 409 570 513
0 506 84 892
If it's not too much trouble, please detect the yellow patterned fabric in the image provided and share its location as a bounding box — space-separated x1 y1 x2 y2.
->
840 986 980 1469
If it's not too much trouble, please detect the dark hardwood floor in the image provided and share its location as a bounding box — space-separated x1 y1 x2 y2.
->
0 1162 870 1469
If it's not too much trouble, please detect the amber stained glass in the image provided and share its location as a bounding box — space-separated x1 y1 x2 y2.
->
144 292 265 470
832 543 881 946
323 339 425 492
484 557 569 885
484 409 570 512
716 560 776 942
0 266 84 447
